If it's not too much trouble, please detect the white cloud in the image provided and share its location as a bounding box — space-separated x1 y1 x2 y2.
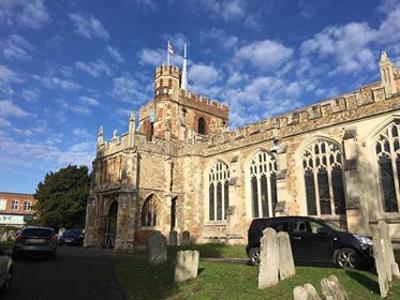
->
79 96 99 106
200 28 238 49
0 0 50 29
106 46 125 63
21 88 40 102
35 75 81 91
0 100 32 118
2 34 34 61
189 64 220 86
112 75 147 103
194 0 246 21
0 65 23 83
235 40 294 71
72 128 91 138
74 60 114 77
57 99 91 115
69 13 109 40
138 48 165 66
0 117 11 127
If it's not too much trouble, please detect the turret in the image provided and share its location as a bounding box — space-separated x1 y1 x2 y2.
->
97 126 104 147
154 65 181 100
380 51 399 97
128 111 135 147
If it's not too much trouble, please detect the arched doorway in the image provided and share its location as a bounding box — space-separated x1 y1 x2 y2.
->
104 201 118 248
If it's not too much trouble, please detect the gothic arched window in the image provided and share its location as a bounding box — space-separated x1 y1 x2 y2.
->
302 140 345 216
375 121 400 213
141 195 159 227
249 151 278 218
198 117 206 135
208 161 230 221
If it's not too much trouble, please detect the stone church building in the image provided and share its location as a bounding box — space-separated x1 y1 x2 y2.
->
84 51 400 249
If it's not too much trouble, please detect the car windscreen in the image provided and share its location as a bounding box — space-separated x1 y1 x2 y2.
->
21 228 53 237
64 229 81 236
320 220 347 233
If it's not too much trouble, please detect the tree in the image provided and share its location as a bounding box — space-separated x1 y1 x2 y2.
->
34 165 91 229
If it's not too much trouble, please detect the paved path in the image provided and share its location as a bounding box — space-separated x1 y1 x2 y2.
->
3 247 127 300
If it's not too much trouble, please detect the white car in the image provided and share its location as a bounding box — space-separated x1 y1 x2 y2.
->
0 248 13 293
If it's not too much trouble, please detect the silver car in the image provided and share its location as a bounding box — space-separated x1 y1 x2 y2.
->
13 226 58 258
0 248 13 293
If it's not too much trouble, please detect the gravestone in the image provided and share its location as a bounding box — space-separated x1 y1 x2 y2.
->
147 232 167 265
293 284 321 300
169 230 178 246
373 236 389 298
321 275 349 300
180 231 191 246
304 283 321 300
277 231 295 280
1 231 7 242
258 227 279 289
377 220 400 281
174 250 199 283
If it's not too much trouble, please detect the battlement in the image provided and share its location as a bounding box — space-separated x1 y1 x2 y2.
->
155 65 181 79
178 89 229 118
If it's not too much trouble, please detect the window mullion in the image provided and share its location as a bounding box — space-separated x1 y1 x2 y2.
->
326 161 335 216
313 153 321 216
389 131 400 210
257 173 262 217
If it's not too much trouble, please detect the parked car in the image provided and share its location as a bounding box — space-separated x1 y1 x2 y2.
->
246 216 374 269
12 226 58 259
59 229 84 246
0 248 13 293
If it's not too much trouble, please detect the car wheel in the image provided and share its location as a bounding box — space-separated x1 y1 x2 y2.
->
248 247 260 266
334 248 359 269
2 267 12 293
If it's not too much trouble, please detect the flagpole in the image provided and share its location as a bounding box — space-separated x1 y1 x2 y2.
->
167 41 170 66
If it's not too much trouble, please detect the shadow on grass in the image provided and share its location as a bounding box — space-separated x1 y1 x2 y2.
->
346 270 380 295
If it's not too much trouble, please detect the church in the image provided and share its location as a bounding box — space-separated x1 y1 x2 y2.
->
84 49 400 249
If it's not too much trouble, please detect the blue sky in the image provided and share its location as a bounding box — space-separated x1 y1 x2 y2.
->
0 0 400 194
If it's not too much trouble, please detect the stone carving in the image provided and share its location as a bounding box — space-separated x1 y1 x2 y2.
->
277 231 295 280
169 230 178 246
293 283 321 300
258 228 279 289
320 275 349 300
180 230 191 246
174 250 199 283
147 232 167 265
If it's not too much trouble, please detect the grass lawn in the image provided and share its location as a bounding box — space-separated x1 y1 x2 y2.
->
116 248 400 300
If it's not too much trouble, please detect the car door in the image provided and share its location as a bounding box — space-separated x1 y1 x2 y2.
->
290 218 332 265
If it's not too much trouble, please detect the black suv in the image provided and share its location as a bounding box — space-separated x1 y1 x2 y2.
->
246 216 373 269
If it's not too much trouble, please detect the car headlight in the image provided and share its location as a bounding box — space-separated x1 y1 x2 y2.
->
354 234 372 246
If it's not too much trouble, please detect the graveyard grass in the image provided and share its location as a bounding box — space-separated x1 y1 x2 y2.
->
116 248 400 300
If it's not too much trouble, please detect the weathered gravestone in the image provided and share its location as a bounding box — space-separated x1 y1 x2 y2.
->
277 231 295 280
321 275 349 300
174 250 199 283
169 230 178 246
258 227 279 289
377 220 400 282
373 235 389 298
180 231 191 246
147 232 167 265
303 283 321 300
293 283 321 300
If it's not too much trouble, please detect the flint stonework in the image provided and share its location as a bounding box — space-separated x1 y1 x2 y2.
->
258 227 279 289
174 250 200 283
147 232 167 265
277 231 295 280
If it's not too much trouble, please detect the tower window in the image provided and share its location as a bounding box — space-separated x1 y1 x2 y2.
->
198 117 207 135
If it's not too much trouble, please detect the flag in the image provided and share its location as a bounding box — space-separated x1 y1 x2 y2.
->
168 41 175 56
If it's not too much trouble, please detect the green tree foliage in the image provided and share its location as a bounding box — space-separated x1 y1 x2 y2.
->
34 165 91 229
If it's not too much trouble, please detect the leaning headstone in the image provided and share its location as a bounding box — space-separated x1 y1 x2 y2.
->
373 236 389 298
180 231 191 246
321 275 349 300
169 230 178 246
377 220 400 281
147 232 167 265
303 283 321 300
174 250 200 283
294 284 321 300
258 227 279 289
277 231 295 280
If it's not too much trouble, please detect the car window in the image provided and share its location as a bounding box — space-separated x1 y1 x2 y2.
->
271 221 289 232
293 220 310 234
309 221 326 234
22 228 53 237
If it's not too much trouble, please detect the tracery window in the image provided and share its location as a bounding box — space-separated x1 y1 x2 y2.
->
141 195 159 227
249 151 278 218
302 140 346 216
375 120 400 213
208 161 230 221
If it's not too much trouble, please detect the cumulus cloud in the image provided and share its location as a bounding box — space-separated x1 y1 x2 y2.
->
0 0 51 29
189 64 220 86
0 100 32 119
36 75 81 91
2 34 34 61
74 60 114 77
69 13 109 40
112 75 147 103
138 48 165 66
235 40 294 71
79 96 99 106
106 46 125 64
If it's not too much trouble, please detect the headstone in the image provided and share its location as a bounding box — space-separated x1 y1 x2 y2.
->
277 231 295 280
321 275 349 300
303 283 321 300
1 231 7 242
180 231 191 246
174 250 199 283
294 284 321 300
377 220 400 281
169 230 178 246
147 232 167 265
258 227 279 289
373 236 389 298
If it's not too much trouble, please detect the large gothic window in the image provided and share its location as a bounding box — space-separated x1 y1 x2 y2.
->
249 151 278 218
208 161 230 221
302 140 346 216
375 121 400 213
141 195 159 227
